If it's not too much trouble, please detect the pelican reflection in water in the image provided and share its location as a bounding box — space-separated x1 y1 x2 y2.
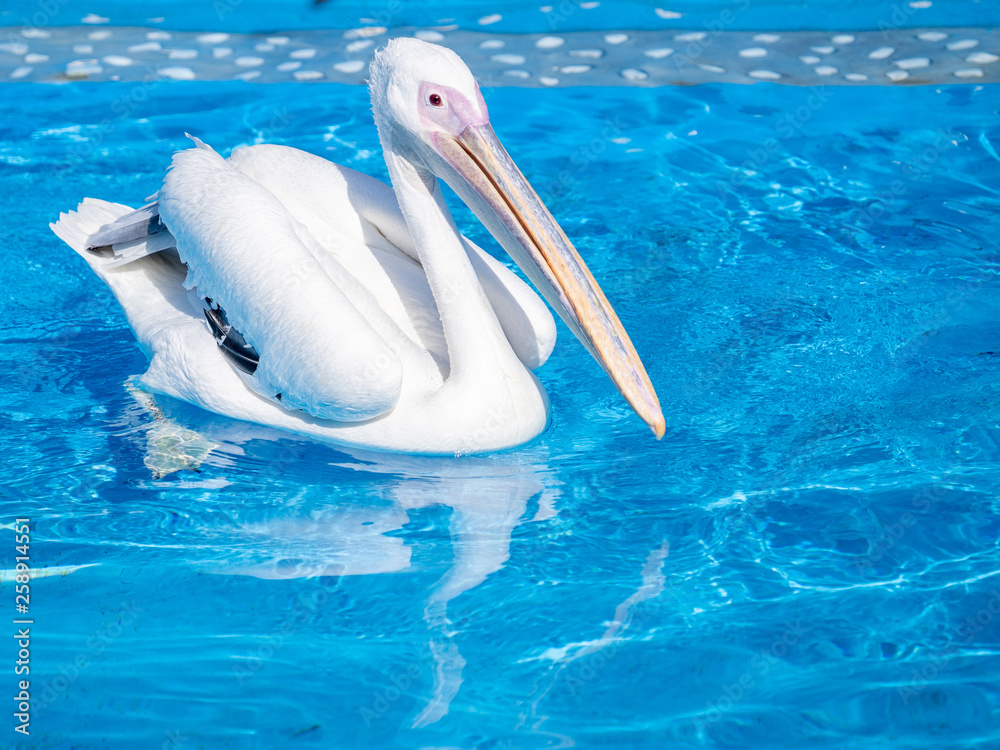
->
133 391 667 732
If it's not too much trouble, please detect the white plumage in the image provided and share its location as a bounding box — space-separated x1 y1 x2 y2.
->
52 38 662 453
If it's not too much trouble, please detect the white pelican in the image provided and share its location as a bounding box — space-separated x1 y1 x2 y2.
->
52 38 663 454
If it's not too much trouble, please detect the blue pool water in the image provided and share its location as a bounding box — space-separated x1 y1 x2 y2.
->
2 39 1000 750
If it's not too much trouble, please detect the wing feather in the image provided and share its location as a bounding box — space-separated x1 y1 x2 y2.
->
159 145 403 422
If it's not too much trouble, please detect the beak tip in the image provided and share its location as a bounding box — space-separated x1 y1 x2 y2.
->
650 415 666 440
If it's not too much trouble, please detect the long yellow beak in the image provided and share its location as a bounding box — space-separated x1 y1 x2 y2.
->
434 123 665 439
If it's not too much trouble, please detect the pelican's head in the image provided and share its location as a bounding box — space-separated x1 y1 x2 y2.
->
369 38 487 152
370 38 665 439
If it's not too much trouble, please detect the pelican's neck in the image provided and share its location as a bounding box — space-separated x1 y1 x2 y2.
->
382 146 511 381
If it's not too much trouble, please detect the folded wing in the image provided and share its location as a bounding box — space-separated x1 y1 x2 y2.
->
158 143 405 422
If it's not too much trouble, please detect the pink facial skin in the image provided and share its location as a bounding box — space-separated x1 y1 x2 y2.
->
418 80 490 136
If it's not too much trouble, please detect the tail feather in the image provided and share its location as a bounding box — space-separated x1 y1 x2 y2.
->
86 200 163 249
104 229 178 269
51 196 199 362
50 197 134 257
51 198 177 270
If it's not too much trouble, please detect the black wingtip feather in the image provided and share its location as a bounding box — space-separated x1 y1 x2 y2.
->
203 303 260 375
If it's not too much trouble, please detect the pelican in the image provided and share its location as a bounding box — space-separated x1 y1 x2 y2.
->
52 38 663 454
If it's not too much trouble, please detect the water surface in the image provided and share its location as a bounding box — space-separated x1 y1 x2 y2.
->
1 78 999 748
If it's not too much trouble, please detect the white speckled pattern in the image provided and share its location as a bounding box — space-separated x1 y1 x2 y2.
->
0 25 996 85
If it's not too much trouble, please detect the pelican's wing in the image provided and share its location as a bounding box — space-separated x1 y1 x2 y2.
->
51 200 401 437
227 144 556 370
155 143 411 422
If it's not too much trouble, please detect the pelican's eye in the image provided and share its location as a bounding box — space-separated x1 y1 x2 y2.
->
428 93 443 107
